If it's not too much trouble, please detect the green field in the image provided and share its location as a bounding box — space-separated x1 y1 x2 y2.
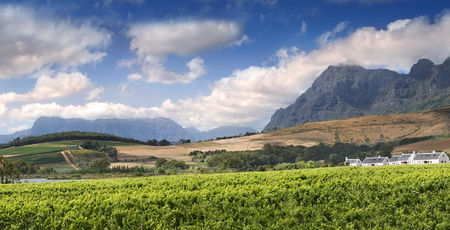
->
10 151 65 165
0 140 132 168
0 146 63 156
0 164 448 229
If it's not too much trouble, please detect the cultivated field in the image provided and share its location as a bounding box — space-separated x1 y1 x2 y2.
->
0 164 448 229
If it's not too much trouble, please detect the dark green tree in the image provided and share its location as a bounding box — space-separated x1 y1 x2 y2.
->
0 156 20 184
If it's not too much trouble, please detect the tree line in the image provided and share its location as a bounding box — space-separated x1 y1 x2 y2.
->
194 142 396 171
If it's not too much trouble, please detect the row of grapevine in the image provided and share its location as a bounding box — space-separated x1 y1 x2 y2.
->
0 164 448 229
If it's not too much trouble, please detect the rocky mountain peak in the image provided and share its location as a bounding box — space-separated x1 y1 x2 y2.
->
263 58 450 132
409 58 435 79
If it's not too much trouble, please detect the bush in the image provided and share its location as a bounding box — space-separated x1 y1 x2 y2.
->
87 159 110 173
155 158 168 168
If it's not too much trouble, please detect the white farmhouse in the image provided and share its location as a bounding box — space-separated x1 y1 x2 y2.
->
344 157 362 166
388 152 416 165
362 156 389 166
412 151 449 164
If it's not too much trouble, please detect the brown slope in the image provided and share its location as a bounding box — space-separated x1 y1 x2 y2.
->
393 138 450 154
116 107 449 162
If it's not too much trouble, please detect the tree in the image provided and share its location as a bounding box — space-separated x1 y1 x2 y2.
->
81 140 100 150
0 156 20 184
158 139 171 146
88 159 110 173
327 154 342 166
156 158 168 168
379 144 394 158
146 139 158 146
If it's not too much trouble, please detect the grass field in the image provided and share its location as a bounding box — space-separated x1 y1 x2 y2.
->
11 151 65 165
0 164 448 229
0 146 63 156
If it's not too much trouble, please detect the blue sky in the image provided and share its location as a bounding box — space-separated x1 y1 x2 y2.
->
0 0 449 134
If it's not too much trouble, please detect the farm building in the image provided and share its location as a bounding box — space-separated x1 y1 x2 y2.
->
346 151 449 166
388 153 415 165
344 157 362 166
362 156 389 166
412 151 449 164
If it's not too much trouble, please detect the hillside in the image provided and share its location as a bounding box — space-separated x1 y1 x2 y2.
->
116 107 450 164
264 58 450 132
393 137 450 154
3 108 448 169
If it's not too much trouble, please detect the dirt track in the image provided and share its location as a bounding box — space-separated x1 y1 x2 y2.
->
60 151 79 170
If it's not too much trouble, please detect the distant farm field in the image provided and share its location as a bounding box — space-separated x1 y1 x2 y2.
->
0 164 448 229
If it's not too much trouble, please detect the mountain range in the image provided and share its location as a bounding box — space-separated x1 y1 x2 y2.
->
0 117 257 143
263 58 450 132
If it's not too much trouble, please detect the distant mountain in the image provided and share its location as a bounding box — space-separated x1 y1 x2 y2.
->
264 58 450 132
196 126 258 140
30 117 189 141
0 129 31 144
0 117 257 143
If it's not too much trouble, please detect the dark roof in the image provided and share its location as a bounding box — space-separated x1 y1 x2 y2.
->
345 159 361 163
362 157 388 164
414 153 442 160
389 154 412 162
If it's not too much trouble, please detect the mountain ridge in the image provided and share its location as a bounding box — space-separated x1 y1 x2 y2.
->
263 58 450 131
0 117 257 143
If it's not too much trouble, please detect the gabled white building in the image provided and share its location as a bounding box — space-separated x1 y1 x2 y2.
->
389 152 416 165
412 151 449 164
362 156 389 166
344 157 362 166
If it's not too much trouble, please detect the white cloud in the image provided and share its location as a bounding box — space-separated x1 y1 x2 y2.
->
136 57 206 84
153 12 450 130
127 73 143 80
316 21 349 46
4 13 450 132
125 20 243 84
0 104 6 116
0 6 111 79
86 87 105 100
301 21 307 34
6 102 160 123
0 72 93 104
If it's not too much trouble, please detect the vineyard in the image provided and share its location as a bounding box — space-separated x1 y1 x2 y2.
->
0 164 448 229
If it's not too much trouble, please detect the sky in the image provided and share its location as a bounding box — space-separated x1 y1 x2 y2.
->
0 0 450 134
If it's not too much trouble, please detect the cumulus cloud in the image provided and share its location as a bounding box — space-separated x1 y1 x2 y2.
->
4 13 450 131
0 6 111 79
131 57 206 84
125 20 243 84
153 12 450 130
0 104 6 116
0 72 93 104
6 102 160 123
